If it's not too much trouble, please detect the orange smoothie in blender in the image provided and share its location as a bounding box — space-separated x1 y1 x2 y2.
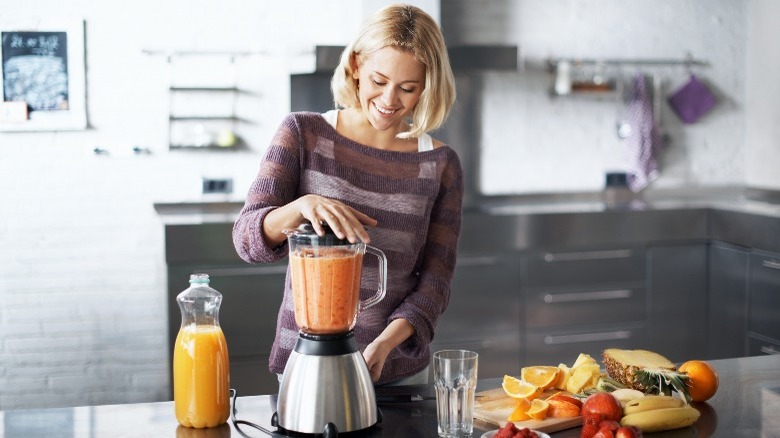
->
290 249 364 334
173 324 230 428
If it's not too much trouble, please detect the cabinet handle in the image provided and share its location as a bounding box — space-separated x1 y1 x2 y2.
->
760 345 780 355
543 249 633 263
761 259 780 270
457 256 499 267
544 289 632 304
544 330 632 345
203 265 288 276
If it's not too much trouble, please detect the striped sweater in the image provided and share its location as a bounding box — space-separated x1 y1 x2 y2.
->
232 112 464 384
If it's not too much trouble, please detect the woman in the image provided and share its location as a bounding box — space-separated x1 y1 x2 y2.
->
233 3 463 385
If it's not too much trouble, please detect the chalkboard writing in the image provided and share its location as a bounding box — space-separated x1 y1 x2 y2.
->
2 31 70 111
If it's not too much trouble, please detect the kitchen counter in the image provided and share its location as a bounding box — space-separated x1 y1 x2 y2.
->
2 354 777 437
154 186 780 254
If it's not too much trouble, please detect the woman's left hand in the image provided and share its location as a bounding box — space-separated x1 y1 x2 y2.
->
362 340 391 383
361 319 415 382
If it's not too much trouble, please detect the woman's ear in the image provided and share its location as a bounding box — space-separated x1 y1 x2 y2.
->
350 53 360 80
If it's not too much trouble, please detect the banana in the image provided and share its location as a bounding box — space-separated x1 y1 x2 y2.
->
622 394 684 415
620 406 701 432
610 388 645 407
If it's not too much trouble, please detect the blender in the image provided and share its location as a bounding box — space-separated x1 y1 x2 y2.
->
272 223 387 437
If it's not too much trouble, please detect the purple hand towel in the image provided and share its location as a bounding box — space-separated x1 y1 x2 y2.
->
624 73 663 192
667 74 717 124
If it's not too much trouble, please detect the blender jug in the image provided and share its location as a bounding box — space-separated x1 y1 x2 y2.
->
284 223 387 334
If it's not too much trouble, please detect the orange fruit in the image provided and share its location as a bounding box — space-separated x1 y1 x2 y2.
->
507 398 531 421
502 375 543 401
679 360 719 402
526 399 550 420
521 366 561 390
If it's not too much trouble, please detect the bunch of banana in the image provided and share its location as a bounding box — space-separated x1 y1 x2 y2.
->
620 395 700 433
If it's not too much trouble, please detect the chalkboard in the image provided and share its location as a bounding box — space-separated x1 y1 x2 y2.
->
2 31 70 112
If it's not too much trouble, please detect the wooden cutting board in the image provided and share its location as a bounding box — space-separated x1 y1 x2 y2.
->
474 387 582 433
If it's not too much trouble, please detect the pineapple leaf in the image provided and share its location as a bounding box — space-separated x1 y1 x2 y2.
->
636 368 692 404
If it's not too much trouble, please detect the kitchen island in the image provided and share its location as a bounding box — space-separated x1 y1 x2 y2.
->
1 354 777 437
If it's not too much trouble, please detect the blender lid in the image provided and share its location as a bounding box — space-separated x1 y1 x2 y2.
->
285 221 351 246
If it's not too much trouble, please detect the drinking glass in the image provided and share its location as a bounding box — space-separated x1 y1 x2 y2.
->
433 350 478 437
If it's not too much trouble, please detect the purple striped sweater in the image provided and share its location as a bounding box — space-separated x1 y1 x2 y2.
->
232 112 464 384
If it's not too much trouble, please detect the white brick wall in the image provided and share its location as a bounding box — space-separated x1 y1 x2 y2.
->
0 0 777 410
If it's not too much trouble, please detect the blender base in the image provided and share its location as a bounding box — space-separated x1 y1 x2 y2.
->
275 331 380 435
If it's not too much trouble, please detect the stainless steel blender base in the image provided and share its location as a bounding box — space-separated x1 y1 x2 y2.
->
276 332 379 434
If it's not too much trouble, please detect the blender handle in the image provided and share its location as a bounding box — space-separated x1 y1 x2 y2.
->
361 245 387 311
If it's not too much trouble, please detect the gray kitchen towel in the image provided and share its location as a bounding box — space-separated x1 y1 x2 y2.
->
624 73 662 192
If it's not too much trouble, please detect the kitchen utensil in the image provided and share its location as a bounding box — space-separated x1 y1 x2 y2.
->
273 222 388 436
473 387 582 433
481 430 551 438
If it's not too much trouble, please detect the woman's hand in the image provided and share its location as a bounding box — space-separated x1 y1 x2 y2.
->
362 319 415 383
263 194 377 246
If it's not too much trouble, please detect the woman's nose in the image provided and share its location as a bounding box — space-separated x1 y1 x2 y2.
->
381 87 397 105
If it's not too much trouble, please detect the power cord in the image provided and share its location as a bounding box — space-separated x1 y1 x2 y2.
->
230 388 284 437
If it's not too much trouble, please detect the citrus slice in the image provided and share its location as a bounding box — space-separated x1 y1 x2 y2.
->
502 375 543 400
526 399 550 420
521 366 561 390
507 398 531 421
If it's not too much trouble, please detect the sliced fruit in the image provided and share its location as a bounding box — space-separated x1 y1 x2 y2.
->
521 365 561 390
555 363 572 390
566 364 599 394
546 391 584 409
572 353 598 368
526 399 550 420
502 375 543 400
546 397 581 418
507 398 531 421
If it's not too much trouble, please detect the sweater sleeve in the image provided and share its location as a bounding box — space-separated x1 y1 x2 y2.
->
389 149 464 358
233 115 303 264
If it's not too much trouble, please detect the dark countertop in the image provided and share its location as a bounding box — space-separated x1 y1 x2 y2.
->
155 186 780 254
3 354 778 437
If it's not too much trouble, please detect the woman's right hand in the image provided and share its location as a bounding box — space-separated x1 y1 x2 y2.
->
263 194 378 246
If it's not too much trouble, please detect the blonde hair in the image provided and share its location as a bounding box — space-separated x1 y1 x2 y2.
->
331 3 456 139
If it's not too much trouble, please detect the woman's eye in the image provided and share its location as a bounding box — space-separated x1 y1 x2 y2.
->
372 79 386 86
400 87 415 93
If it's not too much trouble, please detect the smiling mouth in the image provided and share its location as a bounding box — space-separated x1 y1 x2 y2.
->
374 102 397 115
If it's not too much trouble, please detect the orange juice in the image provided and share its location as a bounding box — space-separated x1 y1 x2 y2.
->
173 324 230 428
290 249 363 334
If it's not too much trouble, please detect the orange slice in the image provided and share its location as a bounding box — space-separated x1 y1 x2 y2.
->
521 366 561 390
526 399 550 420
507 398 531 421
502 375 543 400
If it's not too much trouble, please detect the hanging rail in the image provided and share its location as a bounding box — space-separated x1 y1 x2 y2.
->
547 55 709 70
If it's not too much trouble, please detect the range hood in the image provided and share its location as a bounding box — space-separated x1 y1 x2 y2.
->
308 44 521 73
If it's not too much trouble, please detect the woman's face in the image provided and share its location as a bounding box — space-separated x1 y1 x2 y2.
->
352 46 425 133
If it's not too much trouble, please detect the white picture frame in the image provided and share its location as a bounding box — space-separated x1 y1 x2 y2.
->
0 19 87 131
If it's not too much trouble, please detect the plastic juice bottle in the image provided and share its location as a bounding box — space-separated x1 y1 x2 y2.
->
173 273 230 428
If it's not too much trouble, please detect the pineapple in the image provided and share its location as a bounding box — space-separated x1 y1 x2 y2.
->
602 349 691 402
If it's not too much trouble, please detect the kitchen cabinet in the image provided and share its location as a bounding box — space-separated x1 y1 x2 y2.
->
522 246 647 365
164 222 287 397
646 244 708 362
707 241 749 359
432 251 523 378
748 250 780 355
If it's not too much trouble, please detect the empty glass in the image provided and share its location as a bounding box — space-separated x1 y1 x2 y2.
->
433 350 478 437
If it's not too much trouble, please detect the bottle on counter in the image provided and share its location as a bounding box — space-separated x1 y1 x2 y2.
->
173 273 230 428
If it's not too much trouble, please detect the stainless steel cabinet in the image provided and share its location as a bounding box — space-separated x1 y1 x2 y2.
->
523 247 647 365
708 242 749 359
748 250 780 355
432 251 523 378
647 244 708 362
